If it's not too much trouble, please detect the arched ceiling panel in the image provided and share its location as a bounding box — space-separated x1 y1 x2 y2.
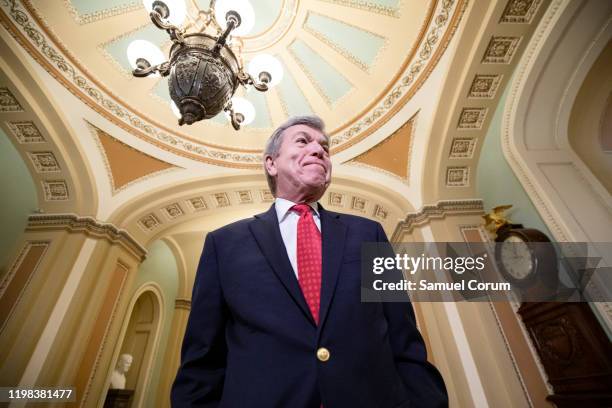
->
2 0 464 167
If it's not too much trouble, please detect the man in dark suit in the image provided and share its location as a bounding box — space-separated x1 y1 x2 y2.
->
171 116 447 407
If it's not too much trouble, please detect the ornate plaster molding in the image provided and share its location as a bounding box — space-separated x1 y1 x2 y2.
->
27 213 147 261
500 0 568 242
391 199 484 240
175 298 191 310
0 0 465 165
500 0 612 329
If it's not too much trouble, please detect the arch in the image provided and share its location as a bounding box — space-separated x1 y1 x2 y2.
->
106 173 417 249
0 126 37 272
0 31 99 216
501 0 612 330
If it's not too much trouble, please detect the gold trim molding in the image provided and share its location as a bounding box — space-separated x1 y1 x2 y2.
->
27 213 147 261
0 0 465 166
391 199 484 239
175 298 191 310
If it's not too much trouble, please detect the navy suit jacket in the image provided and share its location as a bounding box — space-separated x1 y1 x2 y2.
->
171 204 447 408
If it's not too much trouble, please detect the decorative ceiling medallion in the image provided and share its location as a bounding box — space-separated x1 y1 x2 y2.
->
138 213 161 231
163 203 184 219
42 179 69 200
328 192 344 207
213 192 231 207
500 0 542 24
482 36 522 64
449 138 476 159
351 196 367 212
468 74 502 98
260 189 274 202
1 0 465 166
457 108 487 130
27 151 61 172
236 190 253 204
0 87 23 112
373 204 388 219
445 166 469 187
7 121 45 143
187 196 208 211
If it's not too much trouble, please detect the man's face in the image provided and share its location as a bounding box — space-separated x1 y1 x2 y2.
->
265 124 332 202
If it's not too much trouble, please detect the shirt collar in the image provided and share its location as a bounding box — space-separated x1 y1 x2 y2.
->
275 197 320 223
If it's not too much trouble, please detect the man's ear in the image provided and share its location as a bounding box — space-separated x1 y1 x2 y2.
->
265 155 277 177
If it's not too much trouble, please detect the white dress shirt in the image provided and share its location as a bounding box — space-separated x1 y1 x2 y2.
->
274 197 321 278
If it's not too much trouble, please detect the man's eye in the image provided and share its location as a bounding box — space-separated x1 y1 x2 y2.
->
297 138 306 143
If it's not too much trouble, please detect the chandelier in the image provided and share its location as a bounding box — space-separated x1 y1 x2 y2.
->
132 0 283 129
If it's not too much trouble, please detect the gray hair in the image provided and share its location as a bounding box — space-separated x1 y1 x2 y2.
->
263 115 328 196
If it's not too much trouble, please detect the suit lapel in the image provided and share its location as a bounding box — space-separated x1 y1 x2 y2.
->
318 205 347 331
249 205 316 326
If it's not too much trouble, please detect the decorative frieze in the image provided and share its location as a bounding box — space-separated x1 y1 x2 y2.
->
139 213 161 231
450 138 476 159
458 108 487 130
236 190 253 204
373 204 388 220
392 199 485 239
446 167 470 186
328 192 344 207
351 196 367 212
213 192 230 207
187 197 208 211
7 121 45 143
483 36 522 64
163 203 184 219
42 180 69 200
501 0 542 23
27 214 146 261
0 88 23 112
27 151 60 173
260 189 274 202
468 74 502 98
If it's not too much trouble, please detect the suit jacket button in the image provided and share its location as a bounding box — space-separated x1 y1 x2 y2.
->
317 347 330 362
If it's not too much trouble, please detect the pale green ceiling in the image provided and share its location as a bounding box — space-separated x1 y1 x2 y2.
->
0 129 37 272
101 0 386 126
277 57 313 117
105 24 168 73
304 12 385 69
289 39 352 104
70 0 140 16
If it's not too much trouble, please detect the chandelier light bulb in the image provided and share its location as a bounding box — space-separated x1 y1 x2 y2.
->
215 0 256 37
170 101 182 118
143 0 186 26
248 54 283 87
228 96 256 125
127 40 165 71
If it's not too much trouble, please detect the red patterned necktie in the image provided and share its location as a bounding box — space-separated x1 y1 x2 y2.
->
292 204 322 325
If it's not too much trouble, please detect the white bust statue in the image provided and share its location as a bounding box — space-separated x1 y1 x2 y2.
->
110 353 133 389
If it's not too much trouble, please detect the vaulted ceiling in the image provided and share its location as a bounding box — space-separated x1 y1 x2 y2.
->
6 0 463 167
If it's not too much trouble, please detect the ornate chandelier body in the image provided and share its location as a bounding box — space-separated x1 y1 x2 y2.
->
133 1 274 130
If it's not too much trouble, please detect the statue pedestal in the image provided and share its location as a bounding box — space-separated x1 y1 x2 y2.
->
104 389 134 408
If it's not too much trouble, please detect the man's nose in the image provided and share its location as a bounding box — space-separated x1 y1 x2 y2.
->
309 142 324 157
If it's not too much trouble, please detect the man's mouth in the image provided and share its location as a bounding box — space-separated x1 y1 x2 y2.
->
304 162 326 170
